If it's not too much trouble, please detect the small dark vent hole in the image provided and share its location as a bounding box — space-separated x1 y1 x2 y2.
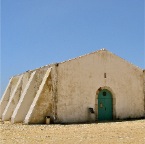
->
104 73 106 78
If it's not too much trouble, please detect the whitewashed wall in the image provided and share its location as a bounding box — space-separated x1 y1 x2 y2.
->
56 50 144 123
0 50 144 124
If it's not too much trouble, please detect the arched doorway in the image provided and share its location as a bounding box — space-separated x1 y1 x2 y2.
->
98 89 113 121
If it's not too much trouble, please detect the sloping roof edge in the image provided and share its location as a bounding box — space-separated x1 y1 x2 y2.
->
11 48 143 78
59 48 143 71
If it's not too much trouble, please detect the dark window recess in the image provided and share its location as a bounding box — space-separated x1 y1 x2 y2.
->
104 73 106 78
103 92 106 96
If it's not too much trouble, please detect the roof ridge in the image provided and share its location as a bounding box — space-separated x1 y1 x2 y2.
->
59 48 108 64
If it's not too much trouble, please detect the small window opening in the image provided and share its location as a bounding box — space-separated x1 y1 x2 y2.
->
104 73 106 78
103 92 106 96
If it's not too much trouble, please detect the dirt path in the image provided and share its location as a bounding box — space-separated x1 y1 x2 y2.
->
0 120 145 144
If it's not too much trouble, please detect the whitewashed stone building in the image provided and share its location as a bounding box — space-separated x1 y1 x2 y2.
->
0 49 145 124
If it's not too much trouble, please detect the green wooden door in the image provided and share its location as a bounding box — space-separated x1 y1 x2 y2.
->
98 89 113 121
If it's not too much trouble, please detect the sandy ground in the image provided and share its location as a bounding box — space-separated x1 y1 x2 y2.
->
0 119 145 144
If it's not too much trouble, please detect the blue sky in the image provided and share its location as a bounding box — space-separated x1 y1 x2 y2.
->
1 0 144 96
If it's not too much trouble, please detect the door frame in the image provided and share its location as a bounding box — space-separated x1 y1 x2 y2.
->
95 86 116 121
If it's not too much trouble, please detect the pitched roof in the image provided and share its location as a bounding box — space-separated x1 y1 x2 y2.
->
59 48 143 71
12 48 143 77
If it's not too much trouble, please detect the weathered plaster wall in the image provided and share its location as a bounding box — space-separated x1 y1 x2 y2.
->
2 75 23 121
56 50 144 123
1 50 144 124
21 71 32 94
0 76 20 118
50 65 58 123
24 68 52 124
11 67 49 123
2 71 32 121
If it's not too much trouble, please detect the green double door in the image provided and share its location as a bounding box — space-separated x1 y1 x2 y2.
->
98 89 113 121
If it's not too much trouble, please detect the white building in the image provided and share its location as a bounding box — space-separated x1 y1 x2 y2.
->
0 49 145 124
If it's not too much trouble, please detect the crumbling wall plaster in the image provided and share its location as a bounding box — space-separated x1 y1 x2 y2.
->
0 76 20 118
2 75 23 121
24 67 52 124
56 50 144 123
11 67 49 123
